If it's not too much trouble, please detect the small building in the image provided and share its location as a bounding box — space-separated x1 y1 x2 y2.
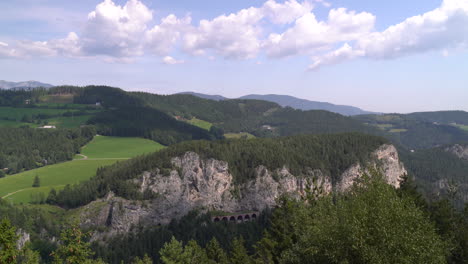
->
40 125 56 129
24 99 31 105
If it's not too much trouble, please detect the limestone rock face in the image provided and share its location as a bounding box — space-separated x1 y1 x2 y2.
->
445 144 468 160
81 144 406 238
16 229 30 250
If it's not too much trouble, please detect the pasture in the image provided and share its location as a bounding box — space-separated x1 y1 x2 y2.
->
0 136 164 204
79 136 165 158
187 118 213 130
0 107 99 128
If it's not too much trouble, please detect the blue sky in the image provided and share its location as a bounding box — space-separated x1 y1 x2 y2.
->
0 0 467 113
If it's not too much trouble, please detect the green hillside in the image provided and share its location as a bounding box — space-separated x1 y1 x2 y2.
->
79 136 165 159
0 106 99 128
354 113 468 149
0 136 164 204
52 133 388 208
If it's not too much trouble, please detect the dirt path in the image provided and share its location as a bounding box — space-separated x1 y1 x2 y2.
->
74 154 88 160
2 188 30 199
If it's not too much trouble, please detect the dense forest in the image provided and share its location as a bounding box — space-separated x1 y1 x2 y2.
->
50 133 387 208
2 173 468 264
0 127 95 174
407 111 468 125
399 147 468 207
88 107 221 145
131 91 379 137
354 114 468 149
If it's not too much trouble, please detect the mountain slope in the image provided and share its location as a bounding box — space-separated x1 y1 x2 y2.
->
239 94 376 116
177 92 376 116
0 80 54 90
178 91 227 101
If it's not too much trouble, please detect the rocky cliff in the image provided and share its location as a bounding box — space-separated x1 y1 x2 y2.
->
80 144 406 237
445 144 468 160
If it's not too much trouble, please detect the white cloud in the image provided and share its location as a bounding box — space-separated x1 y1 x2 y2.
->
310 0 468 69
2 0 468 71
264 8 375 58
146 15 192 55
81 0 153 57
162 56 185 65
182 0 313 59
309 43 363 70
183 7 263 59
263 0 313 24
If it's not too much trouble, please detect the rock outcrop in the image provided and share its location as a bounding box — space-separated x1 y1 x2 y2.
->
80 144 406 238
445 144 468 160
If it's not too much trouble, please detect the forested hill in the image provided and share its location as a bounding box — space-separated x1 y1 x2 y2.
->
177 91 376 115
52 133 388 208
239 94 376 116
131 91 379 137
406 111 468 125
354 112 468 149
0 126 95 174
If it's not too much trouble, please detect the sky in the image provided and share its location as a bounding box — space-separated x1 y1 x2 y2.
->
0 0 467 113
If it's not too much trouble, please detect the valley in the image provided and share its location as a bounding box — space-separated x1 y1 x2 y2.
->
0 136 164 204
0 85 467 264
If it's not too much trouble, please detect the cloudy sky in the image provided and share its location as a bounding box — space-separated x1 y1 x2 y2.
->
1 0 467 113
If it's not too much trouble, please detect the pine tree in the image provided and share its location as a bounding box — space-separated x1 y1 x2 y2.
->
230 237 253 264
132 254 153 264
32 175 40 188
0 218 19 264
52 224 93 264
206 238 228 264
159 237 185 264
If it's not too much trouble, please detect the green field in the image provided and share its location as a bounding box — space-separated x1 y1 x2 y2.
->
0 119 39 128
456 124 468 131
0 107 99 128
389 128 408 133
0 136 164 204
186 118 213 130
46 115 93 128
80 136 165 158
224 132 256 139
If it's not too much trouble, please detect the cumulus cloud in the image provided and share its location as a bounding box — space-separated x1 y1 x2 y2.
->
264 8 375 58
263 0 313 24
162 56 185 65
146 15 192 55
183 0 312 59
81 0 152 57
310 0 468 69
2 0 468 70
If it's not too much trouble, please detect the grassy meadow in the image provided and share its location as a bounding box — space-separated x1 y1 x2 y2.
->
0 106 99 128
224 132 256 139
0 136 165 204
186 118 213 130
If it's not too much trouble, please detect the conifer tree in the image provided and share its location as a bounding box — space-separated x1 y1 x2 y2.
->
0 219 19 264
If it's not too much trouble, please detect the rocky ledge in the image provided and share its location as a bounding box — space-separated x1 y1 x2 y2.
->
80 144 406 238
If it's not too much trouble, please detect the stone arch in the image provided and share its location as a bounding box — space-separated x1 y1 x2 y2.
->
244 215 251 221
222 217 228 221
229 216 236 222
214 217 220 222
251 213 257 219
237 215 243 222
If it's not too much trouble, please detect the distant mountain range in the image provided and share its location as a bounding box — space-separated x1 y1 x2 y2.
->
0 80 54 90
179 92 377 116
179 92 227 101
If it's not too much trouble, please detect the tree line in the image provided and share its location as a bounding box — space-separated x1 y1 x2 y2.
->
50 133 387 208
0 126 95 174
2 172 468 263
